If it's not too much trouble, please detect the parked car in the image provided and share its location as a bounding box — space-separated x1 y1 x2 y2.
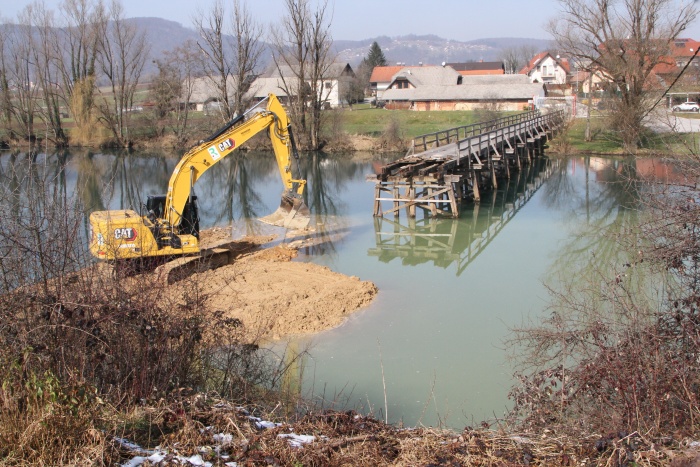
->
672 101 700 112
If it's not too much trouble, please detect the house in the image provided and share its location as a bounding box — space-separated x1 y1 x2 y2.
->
446 61 505 76
369 66 405 95
385 65 463 90
247 62 355 108
185 75 243 112
651 38 700 88
519 52 570 85
380 73 545 111
572 69 611 95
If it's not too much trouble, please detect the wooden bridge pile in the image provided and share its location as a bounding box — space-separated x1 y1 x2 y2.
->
369 109 566 218
368 158 558 275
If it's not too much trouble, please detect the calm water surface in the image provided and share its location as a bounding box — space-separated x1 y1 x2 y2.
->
0 149 649 428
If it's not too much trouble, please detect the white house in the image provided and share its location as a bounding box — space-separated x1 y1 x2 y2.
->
519 52 570 85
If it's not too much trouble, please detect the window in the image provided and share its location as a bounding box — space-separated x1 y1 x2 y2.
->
325 81 332 89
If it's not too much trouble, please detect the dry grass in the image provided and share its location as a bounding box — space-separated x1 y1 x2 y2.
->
100 394 699 466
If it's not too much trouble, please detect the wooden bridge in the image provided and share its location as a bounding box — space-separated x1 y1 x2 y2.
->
369 109 566 218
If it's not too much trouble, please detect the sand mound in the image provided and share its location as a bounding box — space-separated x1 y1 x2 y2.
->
168 229 377 340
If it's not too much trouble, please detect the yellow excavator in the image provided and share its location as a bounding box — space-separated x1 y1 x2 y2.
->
89 94 310 262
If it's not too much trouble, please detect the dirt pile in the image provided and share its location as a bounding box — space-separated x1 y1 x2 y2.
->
169 228 377 341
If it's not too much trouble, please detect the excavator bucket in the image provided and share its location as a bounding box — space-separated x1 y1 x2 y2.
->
259 193 311 230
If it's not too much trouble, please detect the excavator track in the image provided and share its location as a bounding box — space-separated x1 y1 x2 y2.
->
154 239 262 284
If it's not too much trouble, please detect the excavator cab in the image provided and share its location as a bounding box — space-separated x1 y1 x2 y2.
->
146 194 200 238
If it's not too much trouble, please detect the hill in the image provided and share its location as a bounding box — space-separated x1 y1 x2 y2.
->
130 18 552 73
0 17 553 76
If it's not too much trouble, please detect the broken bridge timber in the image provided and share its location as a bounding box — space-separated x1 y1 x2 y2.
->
369 109 566 218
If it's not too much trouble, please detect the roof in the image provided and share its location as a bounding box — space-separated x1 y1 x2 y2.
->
447 62 505 75
264 62 354 79
519 52 571 74
460 75 531 85
245 77 297 99
186 75 241 103
389 66 462 87
669 38 700 58
370 66 405 83
380 82 545 101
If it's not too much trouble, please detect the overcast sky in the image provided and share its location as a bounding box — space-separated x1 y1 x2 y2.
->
3 0 700 43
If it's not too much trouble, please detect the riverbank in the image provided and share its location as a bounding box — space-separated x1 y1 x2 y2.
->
182 227 378 341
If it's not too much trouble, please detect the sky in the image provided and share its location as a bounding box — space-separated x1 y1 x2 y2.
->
4 0 700 43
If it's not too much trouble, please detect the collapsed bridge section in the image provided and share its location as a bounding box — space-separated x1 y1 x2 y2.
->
369 109 566 218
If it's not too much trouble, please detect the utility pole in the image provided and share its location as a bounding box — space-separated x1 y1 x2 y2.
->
585 69 593 142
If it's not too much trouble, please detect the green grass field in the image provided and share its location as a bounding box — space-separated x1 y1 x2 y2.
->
562 118 700 155
337 107 496 139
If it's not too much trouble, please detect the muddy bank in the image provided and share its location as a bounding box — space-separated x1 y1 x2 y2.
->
168 228 378 341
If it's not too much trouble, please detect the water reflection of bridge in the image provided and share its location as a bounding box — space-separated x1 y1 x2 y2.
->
368 158 557 275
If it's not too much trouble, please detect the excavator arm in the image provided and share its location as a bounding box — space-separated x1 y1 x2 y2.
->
163 94 307 229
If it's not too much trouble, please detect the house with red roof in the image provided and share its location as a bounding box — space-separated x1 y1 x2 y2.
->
651 38 700 83
519 52 570 85
369 66 405 95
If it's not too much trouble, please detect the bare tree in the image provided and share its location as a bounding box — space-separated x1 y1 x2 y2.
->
31 4 69 147
548 0 698 151
194 0 263 122
270 0 333 150
5 7 40 145
0 18 15 141
305 1 333 150
500 44 538 74
95 0 148 147
57 0 102 146
230 0 263 117
154 39 201 141
270 0 310 141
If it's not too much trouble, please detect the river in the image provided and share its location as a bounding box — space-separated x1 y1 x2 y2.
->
0 148 654 429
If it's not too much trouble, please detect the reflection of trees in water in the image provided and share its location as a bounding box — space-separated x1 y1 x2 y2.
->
508 157 693 437
545 156 643 284
196 152 277 235
296 153 362 258
0 151 89 289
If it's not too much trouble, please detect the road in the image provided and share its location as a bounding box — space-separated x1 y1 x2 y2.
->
644 109 700 133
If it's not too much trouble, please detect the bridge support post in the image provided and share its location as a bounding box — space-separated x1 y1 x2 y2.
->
373 184 382 217
489 155 497 190
393 185 400 217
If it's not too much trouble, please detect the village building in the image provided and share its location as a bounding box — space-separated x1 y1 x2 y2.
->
380 71 545 111
519 52 570 85
247 62 355 108
369 65 405 95
185 75 243 113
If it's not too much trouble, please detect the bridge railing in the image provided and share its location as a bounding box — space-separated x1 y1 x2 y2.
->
451 109 566 167
406 110 542 156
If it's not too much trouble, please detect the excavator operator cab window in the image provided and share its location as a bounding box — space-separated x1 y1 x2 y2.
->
146 194 200 239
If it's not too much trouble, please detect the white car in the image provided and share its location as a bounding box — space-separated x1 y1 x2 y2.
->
672 101 700 112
